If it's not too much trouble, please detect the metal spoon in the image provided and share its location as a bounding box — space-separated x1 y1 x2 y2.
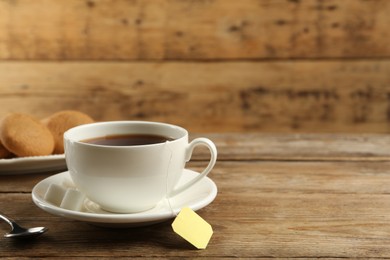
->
0 212 47 238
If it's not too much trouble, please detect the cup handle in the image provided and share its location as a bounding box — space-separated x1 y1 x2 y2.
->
168 138 217 197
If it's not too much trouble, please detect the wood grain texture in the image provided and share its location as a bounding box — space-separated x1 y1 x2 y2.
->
0 0 389 133
191 133 390 161
0 0 389 60
2 134 390 258
1 60 390 132
3 192 390 258
3 156 390 257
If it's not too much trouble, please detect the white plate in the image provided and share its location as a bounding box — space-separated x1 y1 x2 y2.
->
32 169 217 227
0 154 66 174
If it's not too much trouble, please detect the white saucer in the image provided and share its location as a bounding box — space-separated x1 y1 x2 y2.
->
32 169 217 227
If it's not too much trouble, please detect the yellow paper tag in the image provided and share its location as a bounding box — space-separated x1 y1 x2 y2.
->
171 207 213 249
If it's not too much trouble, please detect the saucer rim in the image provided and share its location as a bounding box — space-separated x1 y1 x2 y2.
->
32 169 217 225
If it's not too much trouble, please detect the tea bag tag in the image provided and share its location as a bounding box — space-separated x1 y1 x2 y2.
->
171 207 213 249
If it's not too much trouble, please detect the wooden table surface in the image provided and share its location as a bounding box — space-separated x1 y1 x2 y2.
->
2 133 390 258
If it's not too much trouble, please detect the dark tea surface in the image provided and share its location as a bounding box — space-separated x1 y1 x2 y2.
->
81 134 174 146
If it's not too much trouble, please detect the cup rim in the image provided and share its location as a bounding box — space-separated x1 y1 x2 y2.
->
63 120 188 148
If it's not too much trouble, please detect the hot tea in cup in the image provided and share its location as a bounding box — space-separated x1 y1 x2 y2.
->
64 121 217 213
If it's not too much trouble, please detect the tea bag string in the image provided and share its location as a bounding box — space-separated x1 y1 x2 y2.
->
164 141 177 217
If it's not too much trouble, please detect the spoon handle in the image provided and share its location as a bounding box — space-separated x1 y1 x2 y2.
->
0 212 15 228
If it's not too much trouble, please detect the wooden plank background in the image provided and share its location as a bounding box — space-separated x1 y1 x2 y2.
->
0 0 389 132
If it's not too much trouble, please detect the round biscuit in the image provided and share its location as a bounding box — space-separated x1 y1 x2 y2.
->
43 110 94 154
0 113 55 157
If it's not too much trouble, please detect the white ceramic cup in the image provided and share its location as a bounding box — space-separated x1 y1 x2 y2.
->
63 121 217 213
